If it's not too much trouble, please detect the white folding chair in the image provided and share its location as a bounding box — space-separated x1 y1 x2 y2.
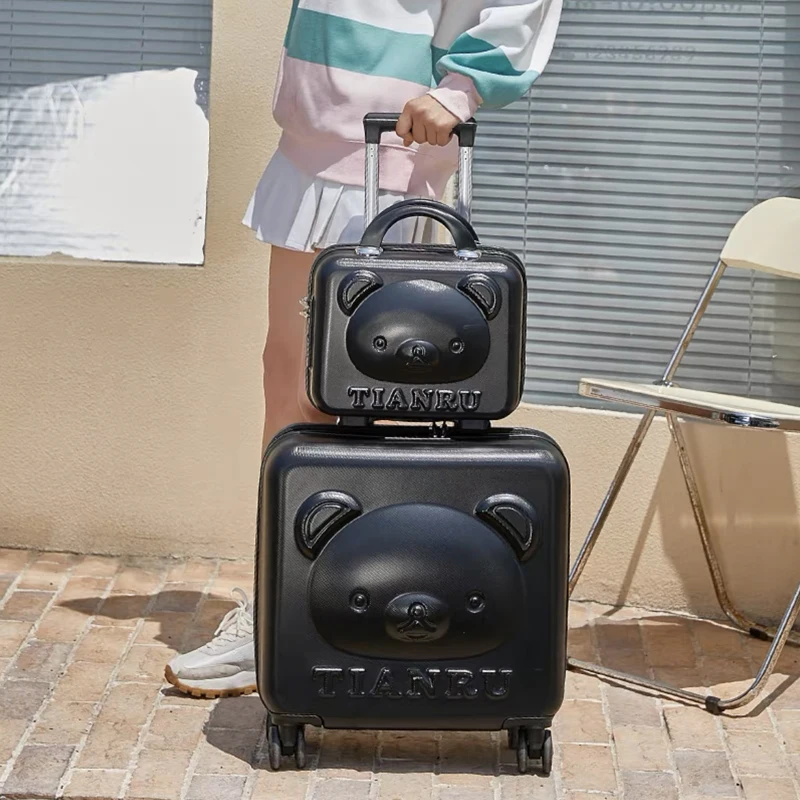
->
569 196 800 714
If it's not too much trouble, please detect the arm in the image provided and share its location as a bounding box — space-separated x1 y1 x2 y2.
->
397 0 562 146
434 0 562 113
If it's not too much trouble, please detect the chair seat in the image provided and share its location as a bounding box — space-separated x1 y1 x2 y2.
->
579 378 800 431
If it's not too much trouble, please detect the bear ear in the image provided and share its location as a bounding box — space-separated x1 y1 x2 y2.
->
458 274 501 321
295 491 362 559
338 270 384 316
475 494 538 561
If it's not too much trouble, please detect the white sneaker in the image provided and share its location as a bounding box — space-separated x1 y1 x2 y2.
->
165 588 257 698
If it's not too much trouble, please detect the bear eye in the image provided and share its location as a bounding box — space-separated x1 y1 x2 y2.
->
466 592 485 613
450 338 465 354
350 590 370 612
373 336 387 352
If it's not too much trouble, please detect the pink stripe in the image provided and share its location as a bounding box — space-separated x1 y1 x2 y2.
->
273 56 458 195
428 73 481 123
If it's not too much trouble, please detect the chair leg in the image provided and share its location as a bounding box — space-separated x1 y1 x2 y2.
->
711 578 800 712
570 261 726 596
667 414 800 647
569 410 657 596
567 412 800 714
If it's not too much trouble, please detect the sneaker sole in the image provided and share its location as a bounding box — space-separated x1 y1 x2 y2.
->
164 665 258 699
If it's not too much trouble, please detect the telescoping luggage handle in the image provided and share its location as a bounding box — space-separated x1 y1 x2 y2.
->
363 112 477 227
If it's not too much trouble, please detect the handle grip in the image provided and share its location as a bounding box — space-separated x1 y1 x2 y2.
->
363 112 477 148
363 112 476 228
360 198 480 252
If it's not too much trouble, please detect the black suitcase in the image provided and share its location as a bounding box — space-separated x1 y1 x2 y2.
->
304 114 527 423
254 423 570 775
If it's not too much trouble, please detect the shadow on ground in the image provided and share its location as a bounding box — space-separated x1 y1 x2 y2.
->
58 590 800 772
60 589 234 649
575 607 800 718
201 695 504 775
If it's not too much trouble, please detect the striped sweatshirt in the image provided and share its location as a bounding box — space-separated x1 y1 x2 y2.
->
273 0 562 197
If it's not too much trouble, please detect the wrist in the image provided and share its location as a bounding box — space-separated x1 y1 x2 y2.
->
427 73 482 122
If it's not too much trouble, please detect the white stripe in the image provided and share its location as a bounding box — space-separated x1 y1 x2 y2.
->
433 0 484 50
297 0 440 35
528 0 562 74
475 0 562 73
434 0 562 74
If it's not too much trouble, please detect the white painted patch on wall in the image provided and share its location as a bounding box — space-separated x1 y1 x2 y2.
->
0 68 209 265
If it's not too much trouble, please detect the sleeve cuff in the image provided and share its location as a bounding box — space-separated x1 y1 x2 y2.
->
427 73 482 123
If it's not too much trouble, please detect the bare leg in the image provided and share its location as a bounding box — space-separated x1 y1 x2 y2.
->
166 247 334 698
262 246 333 451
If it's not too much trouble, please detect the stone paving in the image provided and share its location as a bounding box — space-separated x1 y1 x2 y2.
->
1 548 799 799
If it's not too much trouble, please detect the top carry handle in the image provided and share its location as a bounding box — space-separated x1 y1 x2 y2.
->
363 112 477 227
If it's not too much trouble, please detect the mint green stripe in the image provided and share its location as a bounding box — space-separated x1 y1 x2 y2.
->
284 0 301 48
286 9 434 87
435 34 539 108
431 45 448 85
432 46 448 64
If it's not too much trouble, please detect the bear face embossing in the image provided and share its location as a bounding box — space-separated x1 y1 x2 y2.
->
339 276 500 385
296 496 539 660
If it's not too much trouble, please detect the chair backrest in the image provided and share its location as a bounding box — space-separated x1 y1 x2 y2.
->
721 196 800 279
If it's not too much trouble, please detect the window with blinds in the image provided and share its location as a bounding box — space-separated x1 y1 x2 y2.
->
0 0 212 263
473 1 800 407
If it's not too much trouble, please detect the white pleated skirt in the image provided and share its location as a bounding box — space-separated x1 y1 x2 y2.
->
242 150 431 252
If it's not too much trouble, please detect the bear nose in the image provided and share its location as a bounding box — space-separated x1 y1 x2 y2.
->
386 592 449 644
399 339 440 369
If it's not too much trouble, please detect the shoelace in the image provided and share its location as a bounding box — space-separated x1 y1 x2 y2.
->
211 587 253 645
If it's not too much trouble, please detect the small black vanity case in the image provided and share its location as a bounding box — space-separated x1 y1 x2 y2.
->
304 114 527 423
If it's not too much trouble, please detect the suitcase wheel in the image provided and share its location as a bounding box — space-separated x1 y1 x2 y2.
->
512 728 553 777
516 731 528 774
294 726 307 769
267 723 282 771
507 728 519 750
539 730 553 777
266 717 307 771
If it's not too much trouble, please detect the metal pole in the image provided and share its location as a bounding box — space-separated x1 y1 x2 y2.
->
661 260 727 383
364 143 380 228
568 410 656 593
456 146 473 223
715 580 800 712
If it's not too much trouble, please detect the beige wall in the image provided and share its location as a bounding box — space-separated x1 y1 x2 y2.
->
0 0 286 559
2 0 799 627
